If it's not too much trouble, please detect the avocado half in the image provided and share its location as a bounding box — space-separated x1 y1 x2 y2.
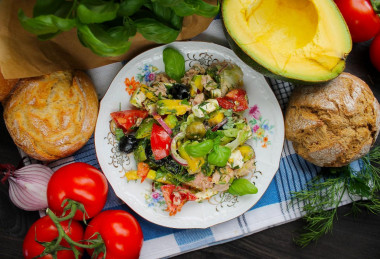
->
222 0 352 84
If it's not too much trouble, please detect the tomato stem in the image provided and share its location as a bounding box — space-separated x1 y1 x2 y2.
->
371 0 380 13
56 201 78 222
46 209 104 250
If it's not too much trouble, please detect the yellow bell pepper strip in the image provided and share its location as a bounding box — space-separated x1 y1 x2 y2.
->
190 75 204 97
178 142 205 174
237 145 255 162
125 169 156 181
208 110 225 126
156 100 191 116
140 84 158 102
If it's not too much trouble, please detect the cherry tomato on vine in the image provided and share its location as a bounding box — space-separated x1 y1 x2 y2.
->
47 162 108 221
370 33 380 71
84 210 143 259
23 216 84 259
335 0 380 42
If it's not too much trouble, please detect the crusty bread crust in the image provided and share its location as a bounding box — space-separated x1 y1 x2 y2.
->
3 70 99 161
0 69 18 102
285 72 380 167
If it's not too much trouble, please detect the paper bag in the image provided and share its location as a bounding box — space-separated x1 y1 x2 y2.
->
0 0 217 79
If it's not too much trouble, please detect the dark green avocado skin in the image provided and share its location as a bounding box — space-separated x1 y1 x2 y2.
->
221 19 341 86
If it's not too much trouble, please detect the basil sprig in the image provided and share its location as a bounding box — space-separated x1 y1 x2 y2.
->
18 0 219 57
163 47 185 81
228 178 258 196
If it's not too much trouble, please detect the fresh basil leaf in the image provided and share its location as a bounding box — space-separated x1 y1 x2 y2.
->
150 2 174 23
77 0 119 24
208 144 231 167
18 10 75 35
152 0 219 18
77 23 133 57
150 0 183 7
140 3 183 30
167 2 196 16
163 47 185 82
33 0 72 17
192 0 220 18
228 178 258 196
134 18 180 43
185 139 214 157
119 0 147 17
170 13 183 30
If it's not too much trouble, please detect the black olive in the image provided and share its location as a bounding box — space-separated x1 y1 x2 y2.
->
170 83 190 100
118 135 138 153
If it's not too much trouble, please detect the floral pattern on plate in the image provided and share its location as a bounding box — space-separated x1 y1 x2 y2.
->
248 105 275 148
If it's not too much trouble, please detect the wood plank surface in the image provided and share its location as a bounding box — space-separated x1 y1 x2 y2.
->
0 41 379 259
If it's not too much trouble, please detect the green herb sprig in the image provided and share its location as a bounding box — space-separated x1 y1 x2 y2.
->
291 146 380 247
18 0 220 57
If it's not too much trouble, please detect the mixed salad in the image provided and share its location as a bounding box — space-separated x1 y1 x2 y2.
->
110 48 258 216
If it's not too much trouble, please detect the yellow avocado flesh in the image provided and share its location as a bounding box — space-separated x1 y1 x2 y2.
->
223 0 352 82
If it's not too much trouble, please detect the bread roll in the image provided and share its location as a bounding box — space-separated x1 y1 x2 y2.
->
0 68 18 102
3 70 98 161
285 72 380 167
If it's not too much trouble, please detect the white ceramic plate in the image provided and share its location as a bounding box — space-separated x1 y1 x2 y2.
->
95 42 284 229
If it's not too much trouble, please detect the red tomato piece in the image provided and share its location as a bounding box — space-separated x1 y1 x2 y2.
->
217 89 249 112
110 110 148 132
23 216 84 259
225 89 246 101
335 0 380 42
150 124 171 160
217 97 234 110
370 33 380 72
84 210 143 259
47 162 108 221
161 184 197 216
137 162 150 183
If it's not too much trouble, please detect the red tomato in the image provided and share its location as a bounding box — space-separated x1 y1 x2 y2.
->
370 33 380 71
216 97 234 110
150 124 171 160
335 0 380 42
23 216 84 259
110 110 148 132
217 89 249 112
84 210 143 259
161 184 197 216
47 162 108 221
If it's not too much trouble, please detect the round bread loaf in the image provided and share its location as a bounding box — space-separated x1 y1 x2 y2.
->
0 68 18 102
3 70 99 161
285 72 380 167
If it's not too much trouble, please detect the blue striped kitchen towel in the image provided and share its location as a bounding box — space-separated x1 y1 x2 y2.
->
19 18 361 258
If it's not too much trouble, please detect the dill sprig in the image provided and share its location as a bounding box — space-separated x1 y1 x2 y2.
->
291 146 380 247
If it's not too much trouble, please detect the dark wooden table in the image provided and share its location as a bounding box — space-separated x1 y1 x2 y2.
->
1 42 379 259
